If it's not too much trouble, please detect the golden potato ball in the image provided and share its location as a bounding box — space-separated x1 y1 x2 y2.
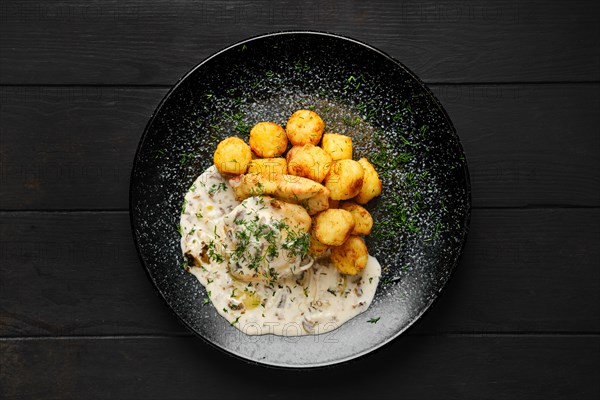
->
308 233 329 257
321 133 352 161
286 144 332 183
354 158 383 204
340 202 373 235
312 208 355 246
249 122 288 158
331 236 369 275
213 137 252 175
247 158 288 179
324 159 364 200
286 109 325 146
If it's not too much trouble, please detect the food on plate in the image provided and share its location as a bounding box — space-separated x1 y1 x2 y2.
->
224 197 311 283
321 133 352 160
323 159 364 200
331 236 369 275
312 208 355 246
286 144 332 183
340 201 373 235
213 137 252 175
229 172 330 215
354 158 382 204
180 109 383 336
285 109 325 146
247 157 288 177
249 122 288 158
308 233 329 257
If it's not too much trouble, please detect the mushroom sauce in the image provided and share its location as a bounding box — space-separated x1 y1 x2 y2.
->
180 165 381 336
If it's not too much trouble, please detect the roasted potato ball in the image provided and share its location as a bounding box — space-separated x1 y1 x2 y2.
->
249 122 288 158
331 236 369 275
312 209 355 246
247 158 287 179
286 144 332 183
286 109 325 146
213 137 252 175
340 201 373 235
308 233 329 257
323 159 364 200
321 133 352 160
354 158 383 204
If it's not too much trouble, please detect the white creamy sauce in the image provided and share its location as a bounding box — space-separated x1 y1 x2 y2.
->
180 165 381 336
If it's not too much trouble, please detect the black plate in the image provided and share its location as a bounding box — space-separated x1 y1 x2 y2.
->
130 31 471 368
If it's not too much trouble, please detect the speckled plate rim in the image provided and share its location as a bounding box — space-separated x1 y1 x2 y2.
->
129 30 472 369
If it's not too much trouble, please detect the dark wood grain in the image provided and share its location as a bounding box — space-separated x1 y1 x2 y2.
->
1 209 598 336
0 87 159 210
1 0 598 85
1 84 598 210
1 335 598 400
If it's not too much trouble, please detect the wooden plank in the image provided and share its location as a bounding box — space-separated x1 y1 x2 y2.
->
1 209 598 336
1 336 598 399
0 0 598 85
430 84 600 207
1 84 598 210
0 87 163 210
0 211 185 336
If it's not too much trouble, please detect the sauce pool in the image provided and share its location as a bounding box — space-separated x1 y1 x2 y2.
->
180 165 381 336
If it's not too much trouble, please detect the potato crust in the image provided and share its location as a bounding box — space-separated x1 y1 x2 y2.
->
308 233 329 257
331 236 369 275
312 209 355 246
321 133 352 160
340 201 373 235
213 137 252 175
324 159 364 200
286 144 332 183
354 158 382 204
286 109 325 146
247 158 288 179
249 122 288 158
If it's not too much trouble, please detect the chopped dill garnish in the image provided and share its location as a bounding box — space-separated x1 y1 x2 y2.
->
180 152 194 167
208 182 227 195
181 199 187 214
181 256 189 270
367 317 380 324
207 241 224 263
342 115 362 127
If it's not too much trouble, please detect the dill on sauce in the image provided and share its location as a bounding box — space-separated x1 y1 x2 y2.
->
207 241 224 263
181 199 187 214
208 182 227 195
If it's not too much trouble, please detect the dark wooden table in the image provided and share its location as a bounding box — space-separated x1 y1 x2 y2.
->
1 1 599 399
